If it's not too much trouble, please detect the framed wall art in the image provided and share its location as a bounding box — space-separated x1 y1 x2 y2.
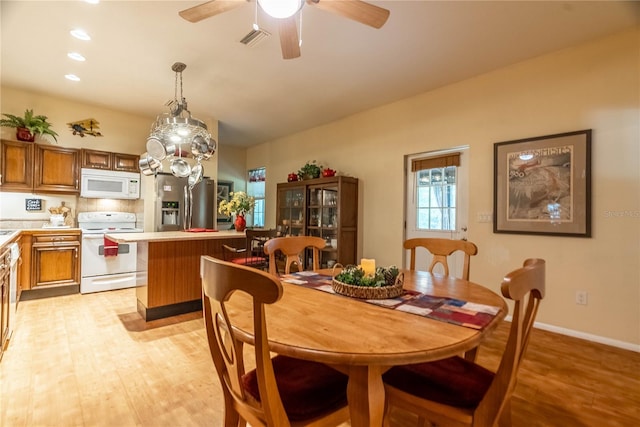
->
493 129 591 237
217 180 234 224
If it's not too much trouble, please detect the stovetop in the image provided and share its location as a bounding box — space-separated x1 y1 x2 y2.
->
78 211 141 234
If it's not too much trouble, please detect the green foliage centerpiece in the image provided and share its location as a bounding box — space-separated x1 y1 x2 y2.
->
332 264 404 299
297 160 322 180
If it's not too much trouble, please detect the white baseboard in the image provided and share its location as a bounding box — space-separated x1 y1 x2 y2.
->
503 316 640 353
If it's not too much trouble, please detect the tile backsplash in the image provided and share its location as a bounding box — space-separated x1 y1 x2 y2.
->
0 192 144 229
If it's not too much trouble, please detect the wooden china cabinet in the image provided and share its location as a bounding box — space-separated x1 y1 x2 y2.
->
276 176 358 268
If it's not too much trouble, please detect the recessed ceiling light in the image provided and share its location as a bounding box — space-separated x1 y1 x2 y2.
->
67 52 86 62
70 29 91 41
65 74 81 82
85 0 100 4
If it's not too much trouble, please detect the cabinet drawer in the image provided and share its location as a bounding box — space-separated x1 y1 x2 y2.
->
33 234 80 245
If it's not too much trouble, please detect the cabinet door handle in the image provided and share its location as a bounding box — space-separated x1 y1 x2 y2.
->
75 247 78 258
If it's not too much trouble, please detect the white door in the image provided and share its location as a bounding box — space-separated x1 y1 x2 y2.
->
404 147 469 277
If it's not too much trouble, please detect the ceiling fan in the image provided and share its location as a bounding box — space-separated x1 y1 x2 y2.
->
179 0 390 60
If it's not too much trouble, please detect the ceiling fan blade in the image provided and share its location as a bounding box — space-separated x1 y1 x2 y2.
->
278 16 301 60
307 0 390 29
179 0 246 23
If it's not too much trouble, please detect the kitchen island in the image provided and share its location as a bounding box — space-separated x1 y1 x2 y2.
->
107 230 245 321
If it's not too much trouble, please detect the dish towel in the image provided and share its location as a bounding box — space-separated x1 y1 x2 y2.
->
104 237 119 257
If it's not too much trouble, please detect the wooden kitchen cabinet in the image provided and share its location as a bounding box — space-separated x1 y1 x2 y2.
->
34 144 80 193
276 176 358 268
0 139 34 191
16 233 31 301
81 148 112 170
81 148 139 172
31 232 80 289
0 140 80 194
18 235 32 292
113 152 139 172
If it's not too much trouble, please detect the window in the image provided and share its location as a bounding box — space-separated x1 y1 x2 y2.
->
416 167 457 230
247 167 266 228
412 152 460 231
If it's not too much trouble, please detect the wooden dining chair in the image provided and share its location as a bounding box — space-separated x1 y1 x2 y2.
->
403 237 478 280
382 258 546 427
404 238 481 361
200 256 350 427
222 229 277 271
263 236 326 276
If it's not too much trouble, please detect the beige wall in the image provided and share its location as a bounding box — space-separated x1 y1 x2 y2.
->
218 144 248 194
247 29 640 347
1 86 220 229
0 86 152 153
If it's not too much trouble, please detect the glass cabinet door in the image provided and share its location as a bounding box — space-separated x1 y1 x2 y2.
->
277 186 305 236
307 185 339 268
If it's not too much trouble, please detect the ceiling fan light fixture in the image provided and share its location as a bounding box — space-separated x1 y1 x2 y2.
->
258 0 302 19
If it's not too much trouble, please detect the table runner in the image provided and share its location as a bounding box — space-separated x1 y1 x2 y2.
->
281 272 501 330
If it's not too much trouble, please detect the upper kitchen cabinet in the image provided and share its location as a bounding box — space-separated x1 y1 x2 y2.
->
113 153 139 172
1 139 80 194
81 148 139 173
0 139 34 191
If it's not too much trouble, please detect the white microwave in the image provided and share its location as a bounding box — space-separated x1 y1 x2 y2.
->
80 168 141 199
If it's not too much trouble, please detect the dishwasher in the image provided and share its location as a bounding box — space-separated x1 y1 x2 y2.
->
8 242 20 340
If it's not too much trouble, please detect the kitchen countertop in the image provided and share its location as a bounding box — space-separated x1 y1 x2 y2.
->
0 228 81 250
0 230 20 250
105 230 246 243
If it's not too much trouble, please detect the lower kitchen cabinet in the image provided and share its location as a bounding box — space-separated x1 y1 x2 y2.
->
31 233 80 289
1 247 10 358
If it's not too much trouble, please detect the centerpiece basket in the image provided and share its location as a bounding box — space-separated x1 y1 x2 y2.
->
331 264 404 299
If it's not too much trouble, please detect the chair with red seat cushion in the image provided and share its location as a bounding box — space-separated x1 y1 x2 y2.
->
382 258 545 427
200 255 349 427
222 228 277 270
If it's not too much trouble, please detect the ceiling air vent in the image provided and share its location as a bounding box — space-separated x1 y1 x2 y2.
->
240 28 271 47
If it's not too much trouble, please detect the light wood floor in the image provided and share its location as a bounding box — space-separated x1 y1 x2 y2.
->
1 288 639 427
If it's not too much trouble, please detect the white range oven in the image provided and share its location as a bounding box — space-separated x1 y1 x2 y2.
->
78 212 144 294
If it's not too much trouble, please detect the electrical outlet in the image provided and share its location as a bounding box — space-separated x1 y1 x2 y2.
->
575 290 588 305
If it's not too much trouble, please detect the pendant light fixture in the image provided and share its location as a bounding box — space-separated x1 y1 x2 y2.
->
141 62 216 180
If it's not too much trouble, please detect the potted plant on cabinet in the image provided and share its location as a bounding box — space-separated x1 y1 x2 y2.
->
218 191 256 232
0 109 59 143
297 160 322 180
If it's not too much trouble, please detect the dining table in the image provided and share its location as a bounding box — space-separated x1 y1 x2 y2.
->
224 268 508 427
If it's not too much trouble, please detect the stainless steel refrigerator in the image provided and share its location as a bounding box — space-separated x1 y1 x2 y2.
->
155 173 216 231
